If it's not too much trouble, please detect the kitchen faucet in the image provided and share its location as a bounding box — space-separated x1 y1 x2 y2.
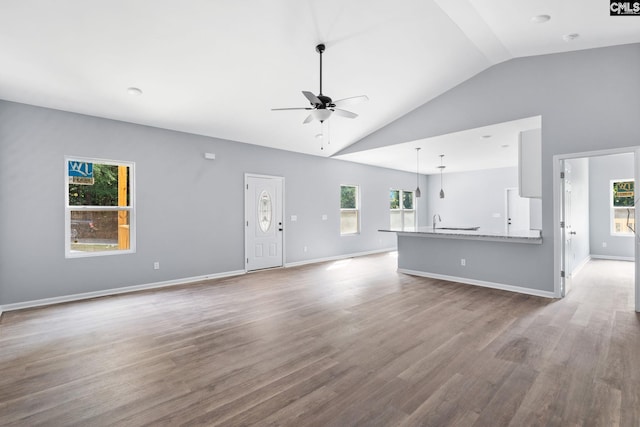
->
433 214 441 229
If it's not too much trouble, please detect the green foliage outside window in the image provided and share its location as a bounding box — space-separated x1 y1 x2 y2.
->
341 186 357 209
613 181 634 207
402 191 414 209
390 190 400 209
69 164 125 206
390 190 414 209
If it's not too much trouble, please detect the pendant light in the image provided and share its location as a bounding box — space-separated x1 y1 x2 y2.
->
438 154 446 199
415 148 421 198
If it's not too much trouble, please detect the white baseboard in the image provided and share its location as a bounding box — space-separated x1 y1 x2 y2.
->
398 268 556 299
590 254 635 262
285 247 397 268
571 255 591 278
0 270 245 313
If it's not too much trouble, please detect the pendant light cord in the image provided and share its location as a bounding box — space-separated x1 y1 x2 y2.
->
415 148 421 198
439 154 446 199
417 150 420 188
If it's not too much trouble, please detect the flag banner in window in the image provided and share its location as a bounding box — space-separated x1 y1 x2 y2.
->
613 180 634 207
68 161 95 185
69 177 94 185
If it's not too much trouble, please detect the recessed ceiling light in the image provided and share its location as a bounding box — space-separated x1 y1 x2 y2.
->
315 133 323 139
501 144 510 148
563 33 580 42
530 14 551 23
481 135 492 139
127 87 143 96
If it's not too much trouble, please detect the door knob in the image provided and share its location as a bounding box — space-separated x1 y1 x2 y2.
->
569 231 577 235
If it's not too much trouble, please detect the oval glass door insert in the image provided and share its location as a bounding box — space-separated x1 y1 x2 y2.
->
258 190 272 232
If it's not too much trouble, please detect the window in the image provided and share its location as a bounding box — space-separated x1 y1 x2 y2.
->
66 157 135 257
340 185 359 235
390 189 416 231
611 179 635 235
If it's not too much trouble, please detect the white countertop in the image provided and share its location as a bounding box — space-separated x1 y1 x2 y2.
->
379 227 542 244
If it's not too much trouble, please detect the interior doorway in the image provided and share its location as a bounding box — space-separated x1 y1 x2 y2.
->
554 148 639 312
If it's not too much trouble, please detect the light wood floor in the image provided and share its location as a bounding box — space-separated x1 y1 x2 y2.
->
1 254 638 426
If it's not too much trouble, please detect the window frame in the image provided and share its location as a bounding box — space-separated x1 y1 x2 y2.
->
390 189 416 231
65 156 136 258
340 184 360 236
610 178 635 237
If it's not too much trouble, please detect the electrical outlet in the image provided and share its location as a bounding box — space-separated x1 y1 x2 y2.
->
304 246 308 253
153 261 160 270
460 258 466 266
602 242 607 248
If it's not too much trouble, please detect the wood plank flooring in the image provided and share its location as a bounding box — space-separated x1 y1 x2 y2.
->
0 254 638 426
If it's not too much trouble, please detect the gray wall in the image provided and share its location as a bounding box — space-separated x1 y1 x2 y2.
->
589 153 635 259
566 158 590 272
397 235 545 291
340 43 640 293
426 167 518 233
0 101 421 305
530 198 542 230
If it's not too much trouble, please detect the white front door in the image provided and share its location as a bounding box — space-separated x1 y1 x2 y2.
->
245 174 284 271
506 188 530 233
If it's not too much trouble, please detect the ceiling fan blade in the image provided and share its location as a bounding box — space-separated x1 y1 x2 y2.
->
332 95 369 108
331 108 358 119
271 107 313 111
302 114 314 124
302 91 321 106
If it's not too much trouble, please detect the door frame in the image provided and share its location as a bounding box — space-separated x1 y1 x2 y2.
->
559 159 573 297
553 147 640 312
244 173 285 272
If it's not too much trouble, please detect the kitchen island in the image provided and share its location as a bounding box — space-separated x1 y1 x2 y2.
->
380 227 553 298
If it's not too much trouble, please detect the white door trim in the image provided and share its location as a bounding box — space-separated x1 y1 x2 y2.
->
553 146 639 312
244 173 285 272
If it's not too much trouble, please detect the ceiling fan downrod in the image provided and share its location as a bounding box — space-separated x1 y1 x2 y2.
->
316 44 325 97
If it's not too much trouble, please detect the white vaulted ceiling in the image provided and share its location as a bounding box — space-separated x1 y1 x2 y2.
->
0 0 638 165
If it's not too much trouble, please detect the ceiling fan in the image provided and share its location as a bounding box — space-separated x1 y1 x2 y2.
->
272 43 368 124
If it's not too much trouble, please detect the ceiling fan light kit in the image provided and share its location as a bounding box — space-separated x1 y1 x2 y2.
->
311 109 332 122
272 43 368 128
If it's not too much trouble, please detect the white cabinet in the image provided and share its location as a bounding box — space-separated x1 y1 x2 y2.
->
519 128 542 198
